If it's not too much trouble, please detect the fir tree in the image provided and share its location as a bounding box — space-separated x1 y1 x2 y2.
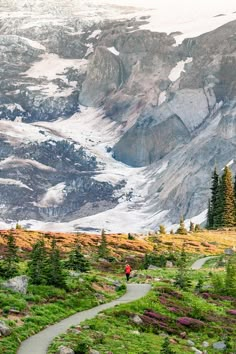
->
159 225 166 234
174 243 191 290
189 221 195 232
214 175 224 228
210 167 219 228
28 239 48 285
221 166 235 227
66 242 90 272
98 229 109 259
176 216 188 235
206 199 213 229
2 232 19 278
48 238 66 288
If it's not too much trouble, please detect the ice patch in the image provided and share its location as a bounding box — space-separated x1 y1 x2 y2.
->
158 91 167 106
108 46 120 56
88 29 102 39
169 58 192 82
25 53 87 81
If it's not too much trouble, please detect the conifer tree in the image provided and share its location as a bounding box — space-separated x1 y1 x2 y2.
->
98 229 109 259
28 239 48 285
210 167 219 228
159 225 166 234
207 199 213 229
48 238 66 288
66 242 90 272
176 216 188 235
214 175 224 228
174 243 191 290
221 166 235 227
189 221 195 232
3 232 19 278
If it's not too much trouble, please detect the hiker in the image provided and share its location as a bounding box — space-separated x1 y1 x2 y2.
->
125 263 131 281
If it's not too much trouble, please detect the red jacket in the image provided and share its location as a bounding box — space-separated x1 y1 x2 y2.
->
125 265 131 274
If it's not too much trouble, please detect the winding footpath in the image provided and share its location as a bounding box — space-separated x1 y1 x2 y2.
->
190 256 216 270
17 284 151 354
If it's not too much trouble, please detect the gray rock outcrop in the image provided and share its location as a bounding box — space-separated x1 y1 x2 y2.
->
0 321 11 336
3 275 29 294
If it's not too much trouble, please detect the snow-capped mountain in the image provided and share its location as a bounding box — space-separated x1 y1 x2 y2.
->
0 0 236 232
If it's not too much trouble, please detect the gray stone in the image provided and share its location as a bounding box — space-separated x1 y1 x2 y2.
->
131 315 143 324
148 265 159 270
212 341 226 350
191 348 202 354
166 261 174 268
187 340 195 346
2 275 29 295
202 341 209 348
56 346 74 354
0 321 11 336
89 350 100 354
130 330 140 335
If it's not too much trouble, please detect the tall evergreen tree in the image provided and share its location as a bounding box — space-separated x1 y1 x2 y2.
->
28 239 48 285
98 229 109 259
214 175 224 228
3 232 19 278
207 199 213 229
48 238 66 288
66 242 90 272
210 167 219 228
221 166 235 227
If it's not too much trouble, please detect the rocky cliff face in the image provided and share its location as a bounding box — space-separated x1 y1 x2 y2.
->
0 1 236 232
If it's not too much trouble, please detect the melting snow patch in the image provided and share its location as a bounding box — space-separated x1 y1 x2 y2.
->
158 91 167 106
88 29 102 39
108 47 120 56
169 58 192 82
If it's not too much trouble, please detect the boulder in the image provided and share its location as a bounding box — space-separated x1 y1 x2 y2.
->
0 321 11 336
212 342 226 351
131 315 143 324
148 265 159 270
2 275 29 294
89 350 100 354
56 346 74 354
166 261 174 268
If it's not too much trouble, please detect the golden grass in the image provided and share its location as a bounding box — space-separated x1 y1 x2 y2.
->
0 228 235 256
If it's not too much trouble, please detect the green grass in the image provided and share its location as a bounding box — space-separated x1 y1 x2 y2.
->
0 273 126 354
48 270 236 354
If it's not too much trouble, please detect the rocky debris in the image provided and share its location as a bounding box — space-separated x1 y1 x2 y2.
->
56 346 74 354
202 341 209 348
2 275 28 294
89 350 100 354
0 321 11 336
166 261 174 268
191 348 202 354
187 340 195 346
212 342 226 350
131 315 143 325
148 265 159 270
